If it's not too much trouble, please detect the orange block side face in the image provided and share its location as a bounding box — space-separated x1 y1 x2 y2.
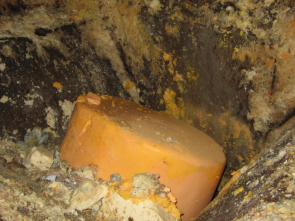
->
60 93 226 221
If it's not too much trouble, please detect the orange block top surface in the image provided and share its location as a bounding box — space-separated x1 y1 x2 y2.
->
60 93 226 220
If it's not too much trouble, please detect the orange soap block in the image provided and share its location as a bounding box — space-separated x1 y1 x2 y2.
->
60 92 226 220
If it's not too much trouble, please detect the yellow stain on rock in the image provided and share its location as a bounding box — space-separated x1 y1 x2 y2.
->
163 51 171 61
218 118 227 126
53 82 63 89
163 51 177 75
193 109 210 131
236 155 244 162
187 71 197 81
163 88 185 120
165 22 179 37
190 108 255 175
244 191 252 200
173 72 183 82
123 81 135 90
186 65 199 90
157 86 162 95
219 112 252 142
173 72 185 93
234 186 244 196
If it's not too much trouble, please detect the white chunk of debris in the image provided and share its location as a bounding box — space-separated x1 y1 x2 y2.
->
73 166 98 181
45 181 71 205
58 99 75 130
45 174 57 181
0 62 6 71
24 92 43 106
45 107 57 129
70 179 108 211
1 154 14 163
0 95 9 103
100 193 178 221
23 146 53 171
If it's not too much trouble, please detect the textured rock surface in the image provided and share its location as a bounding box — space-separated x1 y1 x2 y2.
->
0 137 181 221
1 0 294 188
0 0 295 219
100 193 178 221
195 133 295 221
70 179 108 211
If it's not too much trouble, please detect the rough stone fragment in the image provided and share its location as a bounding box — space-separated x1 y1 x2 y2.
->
100 193 179 221
44 181 71 205
70 179 108 211
72 165 98 181
195 137 295 221
23 146 53 171
131 173 160 198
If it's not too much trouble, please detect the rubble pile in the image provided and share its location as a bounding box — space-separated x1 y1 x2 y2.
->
0 127 181 221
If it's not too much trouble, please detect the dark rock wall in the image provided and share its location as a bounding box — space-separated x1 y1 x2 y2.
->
0 23 127 139
0 0 294 191
195 134 295 221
